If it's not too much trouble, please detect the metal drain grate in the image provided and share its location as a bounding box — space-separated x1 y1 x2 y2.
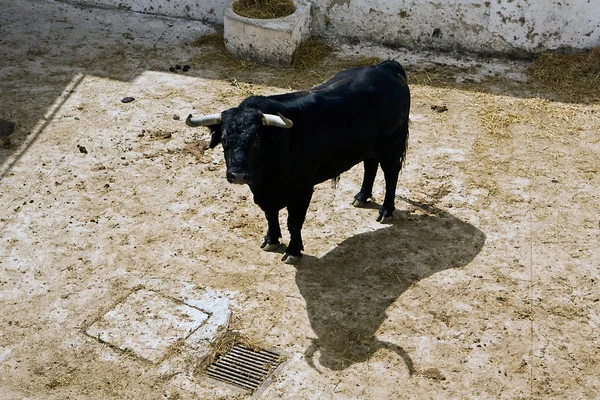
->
206 344 283 392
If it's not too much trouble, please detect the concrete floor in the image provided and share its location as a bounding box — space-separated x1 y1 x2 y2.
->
1 1 599 399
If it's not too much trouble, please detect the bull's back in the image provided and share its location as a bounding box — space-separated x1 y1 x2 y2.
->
299 61 409 183
313 60 409 129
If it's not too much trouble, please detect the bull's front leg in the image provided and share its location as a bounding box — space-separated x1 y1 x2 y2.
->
353 158 379 207
282 188 313 264
260 209 282 251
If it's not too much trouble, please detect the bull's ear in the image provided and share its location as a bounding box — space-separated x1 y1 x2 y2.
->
209 126 222 148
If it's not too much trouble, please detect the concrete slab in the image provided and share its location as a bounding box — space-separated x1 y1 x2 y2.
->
86 289 209 363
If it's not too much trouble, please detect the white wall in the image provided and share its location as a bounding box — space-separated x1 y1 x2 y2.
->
60 0 600 55
310 0 600 55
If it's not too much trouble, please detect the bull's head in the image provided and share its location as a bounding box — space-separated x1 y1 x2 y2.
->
186 108 293 185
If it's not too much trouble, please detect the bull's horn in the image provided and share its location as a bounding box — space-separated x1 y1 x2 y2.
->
262 113 293 129
186 113 222 127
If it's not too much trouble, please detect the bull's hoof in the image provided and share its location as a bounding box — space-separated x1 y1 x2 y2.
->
262 243 280 251
352 199 368 208
378 215 393 224
261 240 280 252
281 253 302 264
376 209 394 223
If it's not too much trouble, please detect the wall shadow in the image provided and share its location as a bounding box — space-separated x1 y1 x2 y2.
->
0 0 181 178
295 202 485 372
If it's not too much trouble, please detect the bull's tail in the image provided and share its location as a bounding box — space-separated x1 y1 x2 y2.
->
377 59 407 82
399 117 409 169
377 340 415 376
304 341 322 373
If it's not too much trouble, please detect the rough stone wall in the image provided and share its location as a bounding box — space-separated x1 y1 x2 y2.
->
59 0 600 55
310 0 600 56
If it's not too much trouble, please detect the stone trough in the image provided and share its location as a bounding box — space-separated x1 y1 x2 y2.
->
223 0 311 66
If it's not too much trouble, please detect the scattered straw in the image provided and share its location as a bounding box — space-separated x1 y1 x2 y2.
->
232 0 295 19
191 31 226 49
190 29 257 73
195 331 266 374
478 106 526 139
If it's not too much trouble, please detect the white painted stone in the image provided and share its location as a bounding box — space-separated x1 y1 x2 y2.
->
310 0 600 55
86 289 209 363
185 287 232 344
487 0 600 52
223 0 311 66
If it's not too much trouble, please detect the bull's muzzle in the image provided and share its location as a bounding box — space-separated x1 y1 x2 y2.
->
227 170 250 184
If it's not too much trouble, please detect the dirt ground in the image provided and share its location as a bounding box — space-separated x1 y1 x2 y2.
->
1 1 599 399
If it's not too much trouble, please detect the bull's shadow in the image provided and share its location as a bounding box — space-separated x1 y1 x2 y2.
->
295 200 485 372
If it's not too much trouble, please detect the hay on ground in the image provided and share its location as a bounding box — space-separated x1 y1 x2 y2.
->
292 39 333 70
190 33 384 90
190 31 599 104
528 47 600 102
336 56 383 70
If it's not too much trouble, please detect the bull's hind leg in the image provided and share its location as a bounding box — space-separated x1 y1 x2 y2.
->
260 209 281 251
378 157 401 222
282 188 313 264
353 158 379 207
377 124 409 222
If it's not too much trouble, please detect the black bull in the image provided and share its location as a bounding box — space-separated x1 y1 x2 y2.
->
186 60 410 263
